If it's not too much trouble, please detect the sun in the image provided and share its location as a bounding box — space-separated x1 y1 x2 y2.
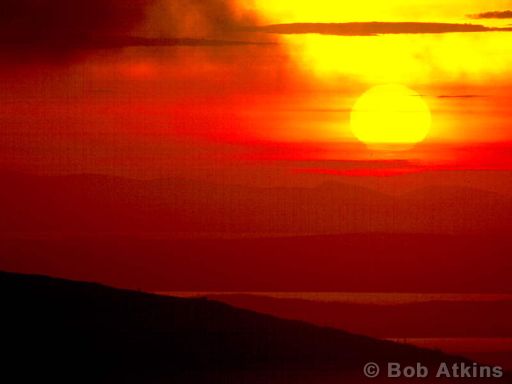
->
350 84 431 148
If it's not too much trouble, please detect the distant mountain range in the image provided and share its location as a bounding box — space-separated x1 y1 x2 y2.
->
1 172 511 235
2 271 508 383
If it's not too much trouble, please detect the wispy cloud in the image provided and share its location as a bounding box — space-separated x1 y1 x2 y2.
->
468 10 512 19
245 22 512 36
437 94 485 99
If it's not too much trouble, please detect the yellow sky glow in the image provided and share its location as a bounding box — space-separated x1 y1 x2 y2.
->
230 1 512 147
243 0 512 85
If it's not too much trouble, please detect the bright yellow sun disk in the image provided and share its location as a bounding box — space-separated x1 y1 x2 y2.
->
350 84 431 146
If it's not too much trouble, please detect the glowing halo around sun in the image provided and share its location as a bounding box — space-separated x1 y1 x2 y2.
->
350 84 432 149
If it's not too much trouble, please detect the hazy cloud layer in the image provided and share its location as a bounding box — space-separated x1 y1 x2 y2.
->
0 0 151 49
0 0 263 60
155 0 257 38
468 10 512 19
246 22 512 36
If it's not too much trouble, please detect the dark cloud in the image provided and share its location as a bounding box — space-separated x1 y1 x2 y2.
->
131 37 273 47
245 22 512 36
437 94 485 99
0 0 151 49
468 10 512 19
0 0 265 61
70 37 275 49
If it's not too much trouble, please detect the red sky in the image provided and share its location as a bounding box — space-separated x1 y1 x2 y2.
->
2 0 512 183
3 7 512 369
1 2 512 281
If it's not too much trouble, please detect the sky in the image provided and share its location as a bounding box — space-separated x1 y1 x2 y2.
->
3 1 512 295
2 0 512 181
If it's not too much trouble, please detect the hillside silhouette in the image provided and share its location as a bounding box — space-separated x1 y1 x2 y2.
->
2 271 507 383
208 294 512 338
208 294 512 369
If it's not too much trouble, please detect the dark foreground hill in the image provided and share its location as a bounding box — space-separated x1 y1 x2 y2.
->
208 294 512 338
1 271 509 383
